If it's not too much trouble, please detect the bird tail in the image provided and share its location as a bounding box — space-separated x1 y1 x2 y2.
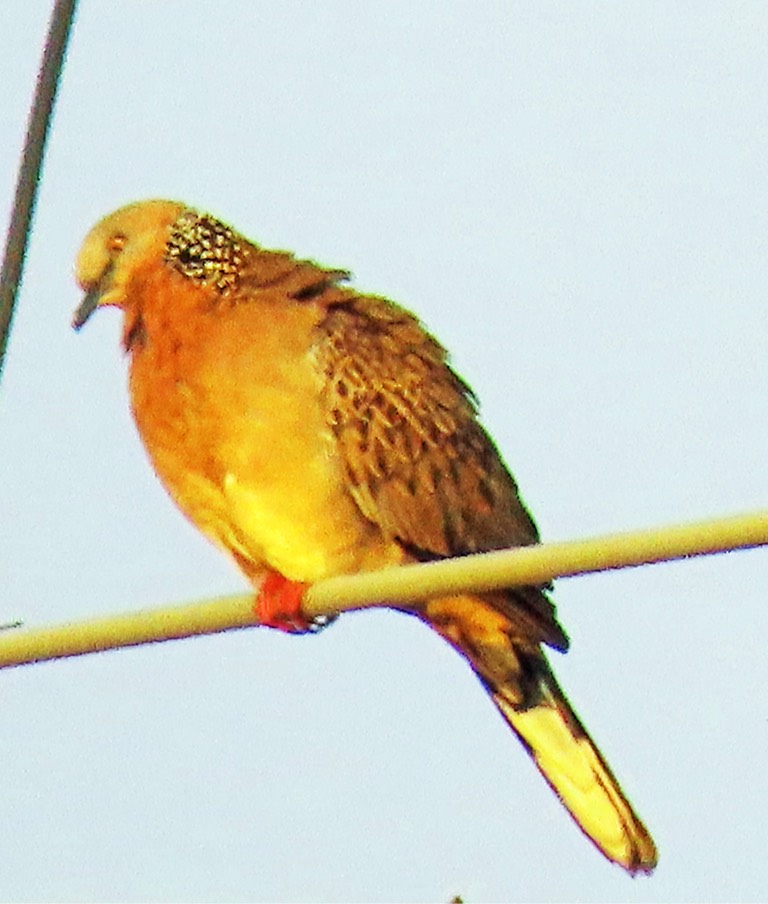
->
489 661 657 874
422 594 657 874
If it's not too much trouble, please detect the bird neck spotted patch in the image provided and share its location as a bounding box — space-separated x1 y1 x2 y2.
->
164 209 247 293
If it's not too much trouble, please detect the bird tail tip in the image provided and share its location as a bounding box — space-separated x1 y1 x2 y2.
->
492 677 657 875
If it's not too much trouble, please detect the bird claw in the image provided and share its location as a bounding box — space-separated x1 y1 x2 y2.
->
255 573 335 634
305 613 337 634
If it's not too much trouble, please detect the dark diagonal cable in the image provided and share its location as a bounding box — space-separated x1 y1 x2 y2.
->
0 0 78 384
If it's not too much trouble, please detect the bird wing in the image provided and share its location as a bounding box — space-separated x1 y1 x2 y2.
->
316 293 567 651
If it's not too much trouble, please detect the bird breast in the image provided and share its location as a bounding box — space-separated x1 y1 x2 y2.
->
127 291 401 581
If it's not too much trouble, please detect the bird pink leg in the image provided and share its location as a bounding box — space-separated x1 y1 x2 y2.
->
255 572 315 633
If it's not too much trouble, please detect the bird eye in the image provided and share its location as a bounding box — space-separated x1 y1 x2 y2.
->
108 233 127 253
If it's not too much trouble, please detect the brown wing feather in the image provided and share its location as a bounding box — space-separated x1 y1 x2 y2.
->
316 293 567 652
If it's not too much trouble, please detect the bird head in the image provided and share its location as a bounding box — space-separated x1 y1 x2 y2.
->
72 199 185 329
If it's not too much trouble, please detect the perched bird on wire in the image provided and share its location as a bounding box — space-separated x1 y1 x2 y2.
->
73 199 657 874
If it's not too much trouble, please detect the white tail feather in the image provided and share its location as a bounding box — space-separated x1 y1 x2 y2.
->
492 678 657 873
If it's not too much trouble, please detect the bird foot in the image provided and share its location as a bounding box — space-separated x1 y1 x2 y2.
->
255 573 334 634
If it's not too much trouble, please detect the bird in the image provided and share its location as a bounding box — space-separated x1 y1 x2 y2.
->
73 199 657 874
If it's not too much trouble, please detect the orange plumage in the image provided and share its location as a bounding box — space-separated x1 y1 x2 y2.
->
74 199 657 873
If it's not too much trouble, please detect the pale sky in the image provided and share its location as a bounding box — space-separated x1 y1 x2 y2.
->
1 2 767 901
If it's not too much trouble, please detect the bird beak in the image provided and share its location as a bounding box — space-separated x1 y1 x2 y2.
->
72 285 101 330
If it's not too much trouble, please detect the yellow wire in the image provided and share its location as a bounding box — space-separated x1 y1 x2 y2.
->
0 595 257 667
0 509 766 669
305 508 768 612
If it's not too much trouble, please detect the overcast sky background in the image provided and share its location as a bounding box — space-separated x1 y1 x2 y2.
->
1 2 767 901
